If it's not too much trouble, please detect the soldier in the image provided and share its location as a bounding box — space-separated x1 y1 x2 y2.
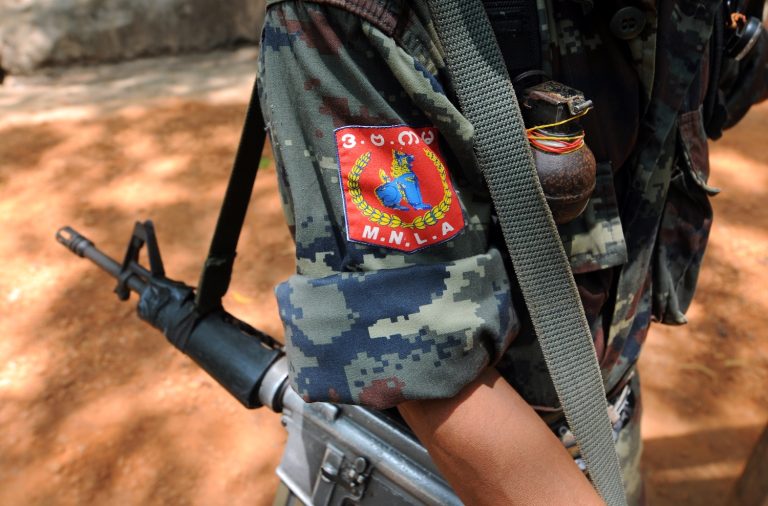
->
257 0 768 504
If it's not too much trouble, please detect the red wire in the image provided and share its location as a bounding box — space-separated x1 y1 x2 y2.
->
528 136 584 154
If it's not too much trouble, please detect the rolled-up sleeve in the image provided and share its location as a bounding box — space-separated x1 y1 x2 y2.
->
259 0 519 408
277 250 515 407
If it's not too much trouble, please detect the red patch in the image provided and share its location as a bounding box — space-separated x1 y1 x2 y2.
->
336 125 465 253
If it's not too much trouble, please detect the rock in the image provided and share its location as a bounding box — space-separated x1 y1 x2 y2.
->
0 0 266 74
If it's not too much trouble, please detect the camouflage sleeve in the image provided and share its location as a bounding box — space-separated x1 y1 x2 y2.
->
258 1 519 409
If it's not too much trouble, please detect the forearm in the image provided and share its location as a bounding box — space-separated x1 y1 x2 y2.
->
398 368 604 506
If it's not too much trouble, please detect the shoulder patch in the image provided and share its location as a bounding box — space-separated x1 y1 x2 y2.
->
336 125 465 253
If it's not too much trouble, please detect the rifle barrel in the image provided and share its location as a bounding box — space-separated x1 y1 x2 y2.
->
56 226 147 293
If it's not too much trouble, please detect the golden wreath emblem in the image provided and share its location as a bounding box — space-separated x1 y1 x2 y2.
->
346 149 452 230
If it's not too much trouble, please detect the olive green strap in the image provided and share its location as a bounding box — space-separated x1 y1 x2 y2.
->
424 1 626 504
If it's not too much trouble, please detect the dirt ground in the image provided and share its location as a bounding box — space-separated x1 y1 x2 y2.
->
0 50 766 505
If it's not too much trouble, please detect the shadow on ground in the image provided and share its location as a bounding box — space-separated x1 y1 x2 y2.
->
0 98 290 506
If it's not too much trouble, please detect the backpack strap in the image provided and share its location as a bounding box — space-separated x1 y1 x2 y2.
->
424 1 627 504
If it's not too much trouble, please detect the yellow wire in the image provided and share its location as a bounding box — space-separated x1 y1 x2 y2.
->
525 108 590 133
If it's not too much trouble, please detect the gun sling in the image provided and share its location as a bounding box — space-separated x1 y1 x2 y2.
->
195 77 268 315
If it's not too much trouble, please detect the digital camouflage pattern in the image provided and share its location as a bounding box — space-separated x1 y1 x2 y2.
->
257 0 767 497
260 0 517 408
259 0 767 406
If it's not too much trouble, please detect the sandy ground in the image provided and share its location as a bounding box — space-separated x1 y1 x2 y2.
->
0 48 766 505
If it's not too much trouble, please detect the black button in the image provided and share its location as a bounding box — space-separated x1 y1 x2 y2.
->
610 7 646 40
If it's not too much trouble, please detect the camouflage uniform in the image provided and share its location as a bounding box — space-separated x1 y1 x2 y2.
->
258 0 767 502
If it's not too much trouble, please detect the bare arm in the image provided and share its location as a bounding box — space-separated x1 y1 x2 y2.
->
398 368 604 506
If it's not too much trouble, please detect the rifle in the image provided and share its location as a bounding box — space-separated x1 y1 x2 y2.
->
55 225 461 506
